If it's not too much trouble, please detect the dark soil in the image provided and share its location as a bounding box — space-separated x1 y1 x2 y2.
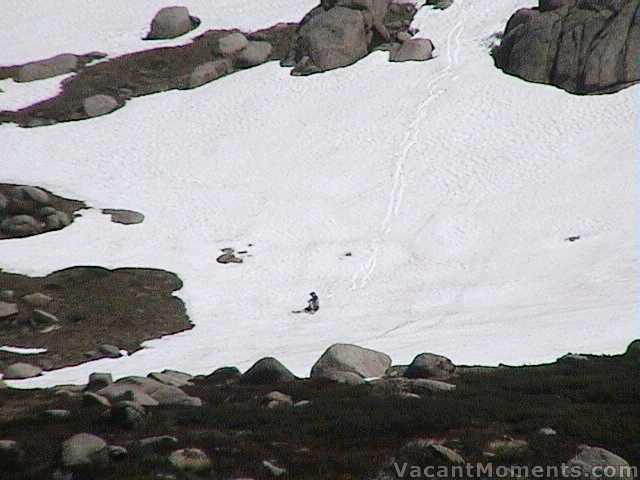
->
0 267 192 371
0 351 638 479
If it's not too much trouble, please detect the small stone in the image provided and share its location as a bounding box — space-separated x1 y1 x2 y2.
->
108 445 128 460
42 409 72 419
168 448 211 473
22 292 53 308
61 433 109 467
0 301 19 319
538 427 557 436
99 344 122 358
83 94 120 118
217 252 243 264
101 209 144 225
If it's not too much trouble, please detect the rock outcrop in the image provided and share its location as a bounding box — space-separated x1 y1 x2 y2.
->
494 0 640 94
311 343 391 383
282 0 423 75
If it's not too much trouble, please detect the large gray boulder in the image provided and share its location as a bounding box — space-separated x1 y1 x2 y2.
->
568 445 633 479
494 0 640 94
61 433 109 468
15 54 78 82
146 6 201 40
288 6 369 75
311 343 392 382
240 357 297 384
3 363 42 379
404 353 456 380
83 94 120 118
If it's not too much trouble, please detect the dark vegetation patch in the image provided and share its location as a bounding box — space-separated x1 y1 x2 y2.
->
0 352 638 479
0 267 191 372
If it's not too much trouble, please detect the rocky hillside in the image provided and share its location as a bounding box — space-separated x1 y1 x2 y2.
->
1 341 638 479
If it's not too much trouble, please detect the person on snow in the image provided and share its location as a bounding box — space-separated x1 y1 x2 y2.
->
304 291 319 314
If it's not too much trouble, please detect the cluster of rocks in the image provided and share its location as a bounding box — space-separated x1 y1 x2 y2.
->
0 51 106 83
0 185 79 239
494 0 640 94
375 440 633 479
281 0 434 75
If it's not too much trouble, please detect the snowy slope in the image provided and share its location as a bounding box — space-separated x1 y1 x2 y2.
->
1 0 638 387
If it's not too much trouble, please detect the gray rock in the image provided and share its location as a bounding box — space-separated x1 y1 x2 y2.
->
218 32 250 56
101 208 145 225
0 301 19 319
290 6 369 75
205 366 241 384
240 357 297 384
538 427 557 435
494 0 640 94
108 445 128 460
99 376 201 406
1 215 43 237
149 371 193 388
236 41 273 68
178 59 232 89
3 362 42 379
84 94 120 118
568 445 632 480
263 391 293 408
384 365 408 377
61 433 109 467
294 400 312 408
379 439 464 474
217 252 243 264
44 211 72 230
389 38 434 62
21 292 52 308
311 343 391 382
168 448 211 473
146 6 199 40
99 344 122 358
32 309 60 326
14 186 50 204
371 377 456 397
110 400 147 429
114 389 160 407
15 54 78 82
426 0 454 10
86 372 113 392
82 391 112 408
404 353 456 380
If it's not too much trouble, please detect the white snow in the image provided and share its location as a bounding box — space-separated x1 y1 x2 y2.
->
0 0 637 388
0 346 48 355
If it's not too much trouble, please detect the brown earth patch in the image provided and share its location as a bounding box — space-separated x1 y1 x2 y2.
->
0 266 191 372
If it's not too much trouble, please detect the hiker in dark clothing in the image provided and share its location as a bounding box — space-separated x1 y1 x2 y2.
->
304 292 319 313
